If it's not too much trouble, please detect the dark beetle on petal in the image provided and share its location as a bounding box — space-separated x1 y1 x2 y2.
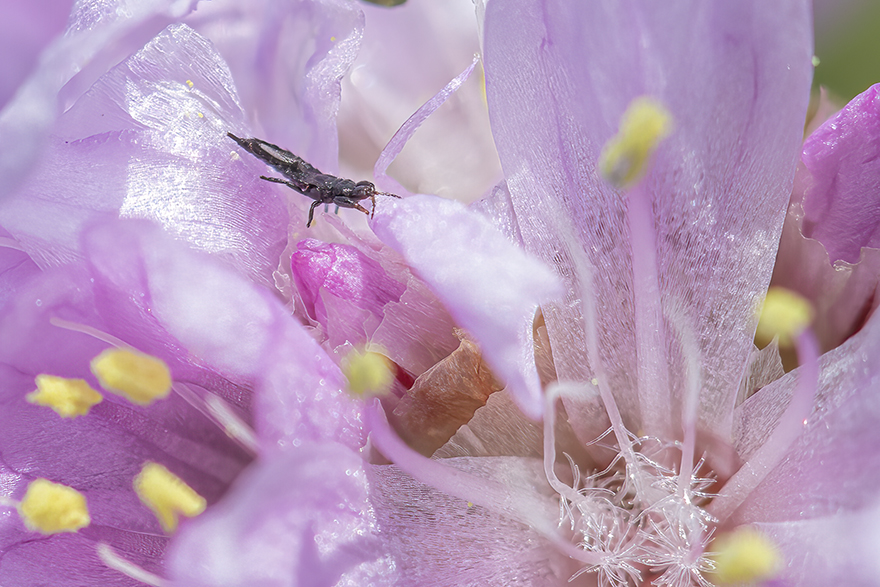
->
228 133 400 227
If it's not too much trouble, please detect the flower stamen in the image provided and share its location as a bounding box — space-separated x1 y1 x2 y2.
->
707 526 781 585
599 96 673 189
91 348 172 406
134 462 206 533
709 288 819 521
26 374 103 417
17 478 91 534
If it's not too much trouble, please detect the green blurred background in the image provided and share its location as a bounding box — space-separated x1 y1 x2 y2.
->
813 0 880 99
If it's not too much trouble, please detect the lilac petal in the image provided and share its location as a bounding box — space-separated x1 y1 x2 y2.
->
371 194 562 419
368 459 581 585
0 233 40 313
0 0 200 200
730 308 880 524
483 0 813 436
370 277 460 376
338 0 499 202
0 24 288 287
0 0 71 111
373 56 479 196
0 527 167 587
755 499 880 587
770 202 880 353
79 219 364 452
167 443 397 587
184 0 364 172
0 217 365 581
291 238 405 330
800 84 880 264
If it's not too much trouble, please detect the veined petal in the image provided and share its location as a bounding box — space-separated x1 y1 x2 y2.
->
755 499 880 587
368 457 580 585
731 306 880 524
371 194 562 419
0 0 200 201
0 24 288 287
167 443 396 587
483 0 813 437
186 0 364 173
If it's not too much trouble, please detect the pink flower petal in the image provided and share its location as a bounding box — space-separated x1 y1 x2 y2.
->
483 0 813 437
168 443 396 587
0 24 289 287
732 309 880 524
371 194 562 419
800 84 880 264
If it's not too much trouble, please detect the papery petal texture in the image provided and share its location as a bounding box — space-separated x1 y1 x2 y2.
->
755 498 880 587
0 0 200 200
0 24 288 287
732 309 880 524
800 84 880 264
340 0 498 202
292 239 405 339
168 443 396 587
368 457 579 586
371 194 562 419
483 0 813 437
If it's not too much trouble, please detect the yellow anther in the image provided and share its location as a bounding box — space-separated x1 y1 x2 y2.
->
599 96 673 189
185 79 194 88
755 287 814 348
134 462 206 533
708 526 782 585
90 349 172 406
26 374 103 418
342 349 393 397
18 479 90 534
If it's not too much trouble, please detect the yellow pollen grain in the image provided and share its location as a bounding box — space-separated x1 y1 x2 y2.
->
755 287 814 348
18 479 90 535
598 96 672 189
342 349 393 397
134 462 206 533
90 348 172 406
26 374 103 418
186 79 194 88
708 526 782 585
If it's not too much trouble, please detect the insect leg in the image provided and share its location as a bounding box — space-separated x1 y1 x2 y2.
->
307 200 322 228
332 196 371 217
260 176 292 185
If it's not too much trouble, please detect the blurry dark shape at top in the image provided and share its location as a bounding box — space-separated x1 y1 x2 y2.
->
361 0 407 6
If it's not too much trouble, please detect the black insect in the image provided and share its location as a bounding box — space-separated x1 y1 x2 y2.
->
228 133 400 227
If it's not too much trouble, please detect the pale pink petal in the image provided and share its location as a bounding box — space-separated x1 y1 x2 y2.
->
483 0 813 438
731 309 880 524
371 194 562 419
168 443 396 587
800 84 880 264
0 25 289 288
